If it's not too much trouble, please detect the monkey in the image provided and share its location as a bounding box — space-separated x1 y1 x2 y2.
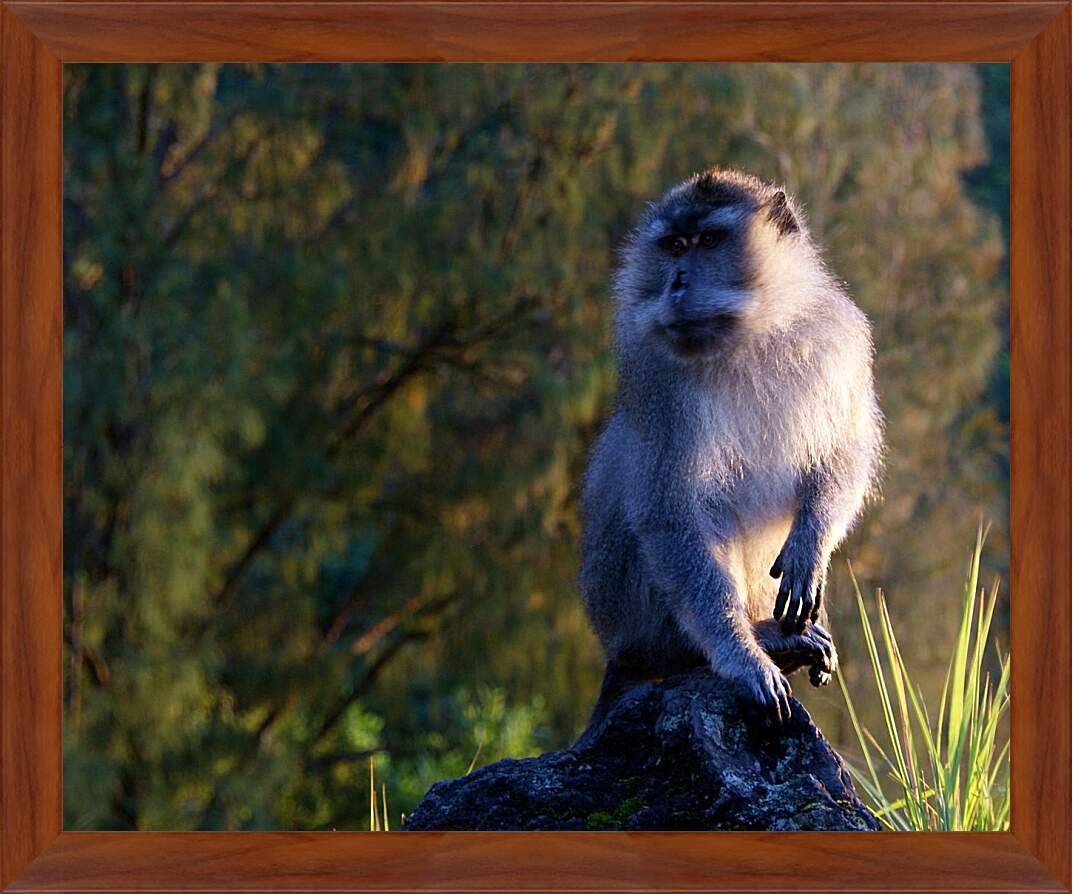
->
577 168 882 733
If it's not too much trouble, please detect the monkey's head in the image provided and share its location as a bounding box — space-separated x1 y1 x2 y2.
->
614 168 819 361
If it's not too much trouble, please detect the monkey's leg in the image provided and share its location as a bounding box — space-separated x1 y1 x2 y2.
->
753 619 838 687
573 661 638 750
628 483 792 723
666 560 792 724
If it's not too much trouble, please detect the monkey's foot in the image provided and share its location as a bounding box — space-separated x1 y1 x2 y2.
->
729 657 793 726
754 620 838 687
802 623 838 687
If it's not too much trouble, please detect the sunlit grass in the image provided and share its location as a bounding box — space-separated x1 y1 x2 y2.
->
369 739 486 830
369 757 391 831
838 526 1010 831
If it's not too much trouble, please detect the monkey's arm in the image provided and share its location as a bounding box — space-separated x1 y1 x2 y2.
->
629 487 793 723
771 448 876 634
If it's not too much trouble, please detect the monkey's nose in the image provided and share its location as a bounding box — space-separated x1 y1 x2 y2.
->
672 270 688 290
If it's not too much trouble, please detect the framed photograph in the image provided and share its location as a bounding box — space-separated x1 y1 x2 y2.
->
1 2 1068 893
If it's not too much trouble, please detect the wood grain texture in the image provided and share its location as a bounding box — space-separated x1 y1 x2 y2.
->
8 831 1068 893
0 3 63 889
3 0 1060 5
1010 5 1072 889
2 2 1063 62
0 2 1069 893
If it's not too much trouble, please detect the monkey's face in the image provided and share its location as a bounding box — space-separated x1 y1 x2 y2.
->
614 174 803 361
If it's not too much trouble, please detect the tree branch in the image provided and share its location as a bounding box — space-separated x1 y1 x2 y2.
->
308 591 459 751
158 101 247 191
205 320 454 614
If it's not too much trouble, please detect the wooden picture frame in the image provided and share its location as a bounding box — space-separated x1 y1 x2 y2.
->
1 2 1069 892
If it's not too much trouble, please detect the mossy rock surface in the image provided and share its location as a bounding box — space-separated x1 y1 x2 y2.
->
403 670 880 831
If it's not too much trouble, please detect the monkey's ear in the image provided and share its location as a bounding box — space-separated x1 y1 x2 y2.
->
766 190 799 236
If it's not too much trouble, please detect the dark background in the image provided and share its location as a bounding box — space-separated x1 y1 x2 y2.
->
62 63 1009 830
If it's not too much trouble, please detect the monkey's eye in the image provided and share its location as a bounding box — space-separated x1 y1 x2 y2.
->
660 235 689 257
699 229 728 249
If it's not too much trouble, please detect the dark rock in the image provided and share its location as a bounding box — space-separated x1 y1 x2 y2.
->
403 669 880 831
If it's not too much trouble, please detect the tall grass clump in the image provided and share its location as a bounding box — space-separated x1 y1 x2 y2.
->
838 526 1010 831
368 757 391 831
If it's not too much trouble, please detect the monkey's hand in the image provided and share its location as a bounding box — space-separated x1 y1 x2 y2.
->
726 655 793 726
770 535 826 635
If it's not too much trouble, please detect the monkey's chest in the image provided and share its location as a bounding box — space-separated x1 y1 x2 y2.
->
700 469 797 611
692 418 803 513
691 403 804 553
691 414 802 608
690 381 818 502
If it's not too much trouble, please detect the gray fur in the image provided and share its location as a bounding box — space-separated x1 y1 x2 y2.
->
579 169 882 725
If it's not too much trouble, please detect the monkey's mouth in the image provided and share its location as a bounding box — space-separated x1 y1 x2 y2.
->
660 315 737 354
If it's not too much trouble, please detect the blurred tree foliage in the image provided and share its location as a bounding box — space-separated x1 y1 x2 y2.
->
966 64 1010 517
62 64 1008 830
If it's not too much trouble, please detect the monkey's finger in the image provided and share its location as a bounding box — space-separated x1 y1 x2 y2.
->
810 578 825 622
752 684 778 727
798 580 816 634
818 631 835 663
762 672 788 726
780 604 797 636
769 554 784 578
806 622 832 648
781 577 804 635
812 642 833 674
774 575 792 620
775 678 792 723
763 696 779 727
763 686 783 726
